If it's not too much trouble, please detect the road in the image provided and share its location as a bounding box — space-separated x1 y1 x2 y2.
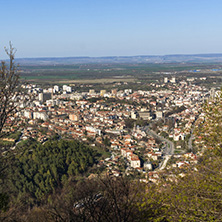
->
143 126 175 171
158 155 171 171
144 126 174 155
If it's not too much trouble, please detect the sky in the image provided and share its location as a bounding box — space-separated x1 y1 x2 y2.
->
1 0 222 59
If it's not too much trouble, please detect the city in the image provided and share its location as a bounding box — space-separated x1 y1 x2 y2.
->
1 0 222 220
2 74 217 184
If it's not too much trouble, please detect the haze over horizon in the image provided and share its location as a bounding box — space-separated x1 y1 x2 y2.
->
1 0 222 59
12 53 222 61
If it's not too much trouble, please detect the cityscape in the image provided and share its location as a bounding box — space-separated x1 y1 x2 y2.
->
1 51 222 222
2 73 219 181
1 0 222 221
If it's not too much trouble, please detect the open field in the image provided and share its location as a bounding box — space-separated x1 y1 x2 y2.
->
18 61 222 86
26 78 136 84
56 78 136 84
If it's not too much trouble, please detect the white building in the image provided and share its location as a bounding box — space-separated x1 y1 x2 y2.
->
144 162 153 171
85 126 101 136
170 77 176 83
63 85 68 91
24 110 33 119
156 111 163 119
33 111 48 121
131 111 138 120
54 85 60 93
66 86 72 93
130 155 141 168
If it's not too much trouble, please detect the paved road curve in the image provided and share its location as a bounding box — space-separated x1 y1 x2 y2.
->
144 126 174 155
143 126 175 170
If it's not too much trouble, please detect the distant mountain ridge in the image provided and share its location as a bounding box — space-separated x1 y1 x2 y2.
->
14 53 222 65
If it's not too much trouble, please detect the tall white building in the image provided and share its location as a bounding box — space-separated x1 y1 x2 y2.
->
66 86 72 93
164 77 168 83
170 77 176 83
54 85 60 93
63 85 72 93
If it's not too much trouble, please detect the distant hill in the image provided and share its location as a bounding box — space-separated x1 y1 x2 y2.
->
14 54 222 65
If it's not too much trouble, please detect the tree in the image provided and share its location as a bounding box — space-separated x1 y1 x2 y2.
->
0 43 28 215
162 93 222 221
197 93 222 153
0 42 26 135
31 176 165 222
103 136 111 147
164 158 222 221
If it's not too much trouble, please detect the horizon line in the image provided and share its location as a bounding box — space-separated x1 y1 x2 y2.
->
11 52 222 60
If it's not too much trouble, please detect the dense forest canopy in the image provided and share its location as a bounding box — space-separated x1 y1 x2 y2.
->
2 138 98 205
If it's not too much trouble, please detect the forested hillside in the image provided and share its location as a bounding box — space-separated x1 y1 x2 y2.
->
1 138 98 207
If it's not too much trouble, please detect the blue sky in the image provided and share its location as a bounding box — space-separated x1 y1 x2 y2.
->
1 0 222 59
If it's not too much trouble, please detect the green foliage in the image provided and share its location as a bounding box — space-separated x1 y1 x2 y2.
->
103 136 111 147
197 96 222 154
8 131 22 141
124 118 135 128
160 131 168 138
165 105 186 117
136 93 222 221
163 93 222 221
164 155 222 221
4 138 98 204
0 192 9 212
23 176 167 222
124 118 148 129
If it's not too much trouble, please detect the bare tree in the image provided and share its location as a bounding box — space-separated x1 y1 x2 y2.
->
0 42 25 135
0 42 27 215
35 176 165 222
